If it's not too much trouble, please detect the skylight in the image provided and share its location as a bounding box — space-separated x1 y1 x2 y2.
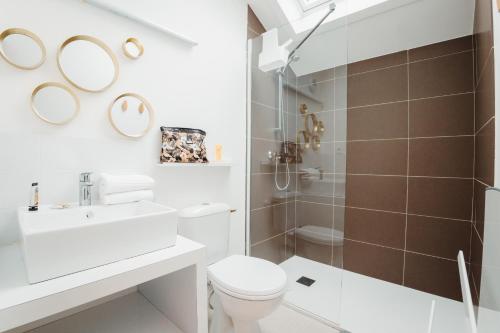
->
297 0 331 11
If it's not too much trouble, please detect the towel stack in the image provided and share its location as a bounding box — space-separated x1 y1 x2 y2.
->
99 173 155 205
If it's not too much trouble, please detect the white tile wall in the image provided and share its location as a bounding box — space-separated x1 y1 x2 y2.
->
0 0 248 252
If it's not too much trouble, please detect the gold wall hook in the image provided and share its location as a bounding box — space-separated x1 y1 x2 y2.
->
122 37 144 60
121 100 128 111
138 103 145 114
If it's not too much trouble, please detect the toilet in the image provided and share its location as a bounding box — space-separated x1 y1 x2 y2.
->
178 203 287 333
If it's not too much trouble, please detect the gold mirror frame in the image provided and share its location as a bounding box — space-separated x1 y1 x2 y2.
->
0 28 46 70
296 130 310 151
304 113 319 135
122 37 144 60
108 93 154 138
57 35 119 93
31 82 80 125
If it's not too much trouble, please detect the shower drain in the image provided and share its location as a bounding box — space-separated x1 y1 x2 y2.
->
296 276 315 287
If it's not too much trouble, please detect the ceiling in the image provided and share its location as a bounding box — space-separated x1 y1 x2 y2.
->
248 0 476 76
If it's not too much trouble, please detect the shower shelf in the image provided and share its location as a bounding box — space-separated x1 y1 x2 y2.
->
157 161 232 168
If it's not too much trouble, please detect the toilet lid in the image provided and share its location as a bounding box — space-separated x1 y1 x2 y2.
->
208 255 287 297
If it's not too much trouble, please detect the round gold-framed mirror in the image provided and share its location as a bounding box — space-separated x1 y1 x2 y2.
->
57 35 119 92
122 37 144 60
0 28 46 70
31 82 80 125
108 93 154 138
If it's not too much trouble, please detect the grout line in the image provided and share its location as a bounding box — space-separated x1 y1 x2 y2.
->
403 53 411 285
342 173 473 180
408 49 474 64
338 204 473 222
471 272 480 303
251 229 294 247
469 60 476 264
331 74 338 267
475 177 493 188
332 134 475 143
346 91 474 110
250 201 289 212
347 63 408 78
475 47 494 85
338 49 473 81
473 224 484 245
345 238 465 263
475 116 495 135
271 133 476 145
295 200 474 223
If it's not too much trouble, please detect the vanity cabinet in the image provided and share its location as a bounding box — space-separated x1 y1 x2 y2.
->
0 236 207 333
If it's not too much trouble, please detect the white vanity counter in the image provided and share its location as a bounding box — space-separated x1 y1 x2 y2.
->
0 236 207 333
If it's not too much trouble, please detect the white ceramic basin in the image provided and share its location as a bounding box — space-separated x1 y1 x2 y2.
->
17 201 177 283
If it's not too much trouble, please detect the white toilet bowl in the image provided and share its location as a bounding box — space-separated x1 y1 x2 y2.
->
208 255 287 333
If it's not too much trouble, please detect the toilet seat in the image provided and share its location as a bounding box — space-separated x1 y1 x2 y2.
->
208 255 287 301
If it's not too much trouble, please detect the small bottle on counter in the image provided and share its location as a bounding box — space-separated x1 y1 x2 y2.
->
29 182 39 212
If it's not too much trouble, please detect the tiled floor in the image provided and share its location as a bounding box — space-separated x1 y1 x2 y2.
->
260 305 340 333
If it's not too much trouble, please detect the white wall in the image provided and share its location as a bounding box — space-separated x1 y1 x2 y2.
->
0 0 248 255
251 0 475 76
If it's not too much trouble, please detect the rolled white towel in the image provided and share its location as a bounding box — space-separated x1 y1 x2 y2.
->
100 173 155 196
101 190 154 205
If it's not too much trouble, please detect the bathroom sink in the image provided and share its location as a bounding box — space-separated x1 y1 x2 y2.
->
17 201 178 283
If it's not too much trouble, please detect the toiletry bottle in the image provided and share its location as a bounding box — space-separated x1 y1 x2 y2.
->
29 182 39 212
215 144 223 161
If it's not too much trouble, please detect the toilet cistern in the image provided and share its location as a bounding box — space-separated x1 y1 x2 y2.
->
79 172 93 206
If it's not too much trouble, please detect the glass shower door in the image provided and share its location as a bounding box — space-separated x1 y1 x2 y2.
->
247 2 348 328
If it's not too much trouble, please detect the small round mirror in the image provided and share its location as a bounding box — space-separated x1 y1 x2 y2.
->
0 28 46 70
109 93 154 138
31 82 80 125
122 37 144 60
57 35 119 92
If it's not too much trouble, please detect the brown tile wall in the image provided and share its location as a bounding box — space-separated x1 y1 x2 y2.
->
343 36 475 301
471 0 496 306
247 4 494 303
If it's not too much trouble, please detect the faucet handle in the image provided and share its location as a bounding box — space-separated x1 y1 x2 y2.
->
80 172 92 183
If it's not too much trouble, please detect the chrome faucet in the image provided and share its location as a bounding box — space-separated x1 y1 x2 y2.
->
79 172 93 206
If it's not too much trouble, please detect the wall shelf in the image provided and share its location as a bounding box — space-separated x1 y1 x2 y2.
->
84 0 198 46
157 161 232 168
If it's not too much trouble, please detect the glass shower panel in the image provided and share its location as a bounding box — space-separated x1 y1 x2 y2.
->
247 2 348 328
248 32 297 265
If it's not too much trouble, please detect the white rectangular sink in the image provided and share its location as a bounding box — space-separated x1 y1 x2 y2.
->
17 201 177 284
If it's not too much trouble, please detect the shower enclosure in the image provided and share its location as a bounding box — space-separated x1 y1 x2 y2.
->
247 0 494 332
247 1 348 326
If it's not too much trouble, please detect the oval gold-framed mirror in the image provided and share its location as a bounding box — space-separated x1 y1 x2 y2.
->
304 113 319 135
108 93 154 138
122 37 144 60
0 28 46 70
31 82 80 125
57 35 119 93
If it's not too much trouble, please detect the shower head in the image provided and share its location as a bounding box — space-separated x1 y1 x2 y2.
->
329 2 336 11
